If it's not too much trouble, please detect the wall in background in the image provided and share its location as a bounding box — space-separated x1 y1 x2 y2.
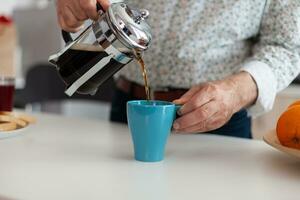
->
13 1 61 79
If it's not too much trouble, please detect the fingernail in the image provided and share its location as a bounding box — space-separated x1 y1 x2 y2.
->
173 122 180 130
177 109 182 116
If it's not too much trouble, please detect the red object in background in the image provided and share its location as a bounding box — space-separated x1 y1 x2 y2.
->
0 16 13 25
0 85 14 111
0 78 15 112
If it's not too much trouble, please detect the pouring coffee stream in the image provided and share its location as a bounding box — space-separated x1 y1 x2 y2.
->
48 2 152 97
135 52 151 101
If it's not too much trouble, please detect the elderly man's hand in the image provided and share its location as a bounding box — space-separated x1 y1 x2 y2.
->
56 0 110 32
172 72 258 133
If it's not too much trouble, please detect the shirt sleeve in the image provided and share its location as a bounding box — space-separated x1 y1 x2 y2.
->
240 0 300 117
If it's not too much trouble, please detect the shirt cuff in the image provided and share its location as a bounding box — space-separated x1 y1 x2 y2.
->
240 60 277 117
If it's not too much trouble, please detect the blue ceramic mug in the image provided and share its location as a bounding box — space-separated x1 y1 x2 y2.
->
127 100 180 162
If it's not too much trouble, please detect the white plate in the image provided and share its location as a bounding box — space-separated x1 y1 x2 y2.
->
0 124 32 139
263 130 300 159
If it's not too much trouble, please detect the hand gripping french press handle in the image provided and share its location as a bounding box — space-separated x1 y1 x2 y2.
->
61 3 105 44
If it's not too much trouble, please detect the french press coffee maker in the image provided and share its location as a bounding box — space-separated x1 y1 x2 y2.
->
49 2 152 96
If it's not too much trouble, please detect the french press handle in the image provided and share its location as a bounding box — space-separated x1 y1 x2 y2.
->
61 3 105 44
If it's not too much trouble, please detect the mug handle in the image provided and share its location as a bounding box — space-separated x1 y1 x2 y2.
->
61 3 105 44
175 104 182 119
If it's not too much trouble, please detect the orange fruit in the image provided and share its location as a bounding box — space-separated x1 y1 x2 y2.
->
276 105 300 149
287 100 300 109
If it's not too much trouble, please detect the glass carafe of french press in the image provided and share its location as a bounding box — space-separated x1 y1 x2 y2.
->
48 2 152 96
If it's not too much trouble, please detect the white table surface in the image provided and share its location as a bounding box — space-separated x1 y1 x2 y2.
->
0 113 299 200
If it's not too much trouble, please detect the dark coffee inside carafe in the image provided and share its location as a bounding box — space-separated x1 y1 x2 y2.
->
55 44 131 95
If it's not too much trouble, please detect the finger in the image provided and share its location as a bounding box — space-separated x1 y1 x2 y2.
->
177 112 220 133
61 6 84 32
173 85 201 105
97 0 110 11
57 9 65 29
173 100 219 131
61 19 84 33
58 14 77 32
180 108 234 133
178 88 215 116
72 1 89 21
66 4 86 29
79 0 99 21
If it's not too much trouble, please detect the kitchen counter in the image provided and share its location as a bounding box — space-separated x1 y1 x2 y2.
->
0 113 299 200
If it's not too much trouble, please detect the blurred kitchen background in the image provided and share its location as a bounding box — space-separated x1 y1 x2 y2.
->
5 0 300 139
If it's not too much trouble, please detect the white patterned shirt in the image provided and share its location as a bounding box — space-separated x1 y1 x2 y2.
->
118 0 300 116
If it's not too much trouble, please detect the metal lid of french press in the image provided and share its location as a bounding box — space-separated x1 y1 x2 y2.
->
107 3 152 51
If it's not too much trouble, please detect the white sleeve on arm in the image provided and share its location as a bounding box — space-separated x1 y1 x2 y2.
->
240 0 300 117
